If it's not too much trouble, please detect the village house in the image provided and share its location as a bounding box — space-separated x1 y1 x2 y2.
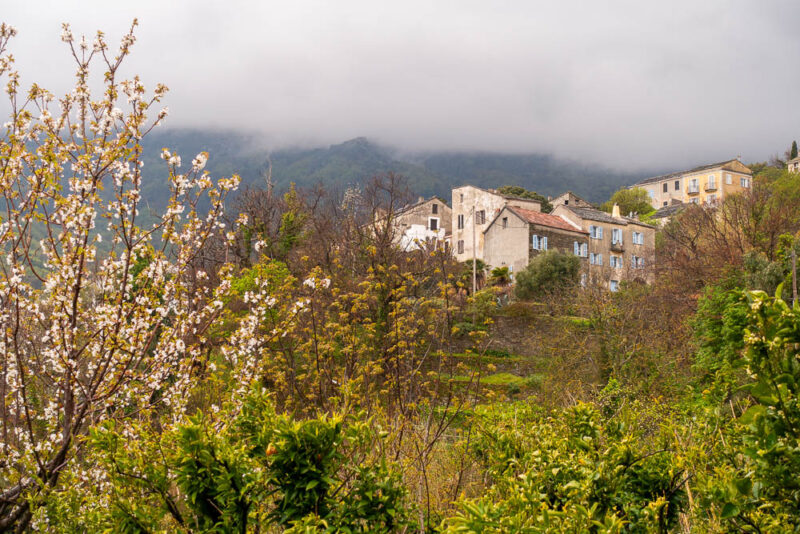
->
788 156 800 173
483 205 589 277
391 196 451 251
550 191 594 209
552 203 656 290
451 185 542 263
630 159 752 209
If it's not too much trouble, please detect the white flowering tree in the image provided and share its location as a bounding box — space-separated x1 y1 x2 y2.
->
0 21 240 529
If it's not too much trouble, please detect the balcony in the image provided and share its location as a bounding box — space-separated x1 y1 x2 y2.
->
611 241 624 253
687 186 700 195
704 183 717 192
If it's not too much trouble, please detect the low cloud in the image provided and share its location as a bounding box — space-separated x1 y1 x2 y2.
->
4 0 799 169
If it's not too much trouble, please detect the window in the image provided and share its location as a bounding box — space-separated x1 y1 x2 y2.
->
741 177 750 188
706 194 717 204
574 242 588 257
632 231 643 245
725 173 732 185
610 280 619 292
590 253 603 265
610 255 623 269
574 241 579 255
648 189 655 198
476 210 485 225
589 225 603 239
636 257 645 269
674 180 680 191
612 228 622 244
457 240 464 254
502 217 507 229
688 178 699 193
429 218 438 231
581 243 588 257
581 273 587 287
460 193 464 203
457 214 464 230
663 183 668 193
432 203 438 214
663 201 668 207
690 198 699 204
708 174 716 188
532 234 547 251
564 199 569 205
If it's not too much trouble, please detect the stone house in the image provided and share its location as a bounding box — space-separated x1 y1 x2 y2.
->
550 191 594 209
630 159 752 209
392 197 451 251
451 185 542 263
788 156 800 173
552 203 656 290
483 205 589 277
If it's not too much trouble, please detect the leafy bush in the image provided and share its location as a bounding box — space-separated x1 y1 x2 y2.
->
514 251 581 301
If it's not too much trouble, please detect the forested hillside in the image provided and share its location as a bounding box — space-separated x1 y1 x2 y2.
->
139 129 645 209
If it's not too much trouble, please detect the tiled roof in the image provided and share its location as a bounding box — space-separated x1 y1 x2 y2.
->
564 206 656 229
506 206 587 233
650 203 686 219
632 159 747 186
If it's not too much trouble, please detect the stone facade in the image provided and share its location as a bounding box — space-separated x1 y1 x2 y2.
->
451 185 541 263
483 205 588 277
393 197 451 251
550 191 593 209
552 204 656 289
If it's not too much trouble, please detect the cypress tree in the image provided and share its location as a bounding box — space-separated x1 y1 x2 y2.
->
792 140 798 159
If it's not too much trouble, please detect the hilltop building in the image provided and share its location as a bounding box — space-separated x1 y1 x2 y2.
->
552 204 656 290
788 156 800 173
451 185 541 263
483 205 589 277
390 197 451 251
630 159 752 209
550 191 594 209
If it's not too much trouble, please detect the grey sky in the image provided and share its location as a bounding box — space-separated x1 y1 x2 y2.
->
3 0 799 169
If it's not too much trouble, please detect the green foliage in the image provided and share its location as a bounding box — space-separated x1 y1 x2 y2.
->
488 266 510 286
278 183 308 259
68 389 411 533
791 140 798 160
514 250 580 300
495 185 553 213
690 281 749 376
601 187 656 217
442 402 685 533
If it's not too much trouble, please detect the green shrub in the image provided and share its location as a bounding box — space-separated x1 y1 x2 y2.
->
514 251 580 301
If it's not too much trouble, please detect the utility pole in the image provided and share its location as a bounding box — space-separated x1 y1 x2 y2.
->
472 205 477 324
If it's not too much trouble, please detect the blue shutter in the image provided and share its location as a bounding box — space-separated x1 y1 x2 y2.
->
542 236 548 250
574 241 579 255
597 227 603 239
532 235 539 250
581 243 587 257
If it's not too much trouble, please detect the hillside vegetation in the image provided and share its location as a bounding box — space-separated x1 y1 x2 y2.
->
4 22 800 533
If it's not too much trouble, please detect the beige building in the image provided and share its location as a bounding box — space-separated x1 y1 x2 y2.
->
391 197 451 251
483 205 588 277
788 156 800 173
550 191 594 209
451 185 541 263
552 204 656 290
630 159 752 209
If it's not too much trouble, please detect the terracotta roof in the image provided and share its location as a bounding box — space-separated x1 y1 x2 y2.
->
505 206 587 234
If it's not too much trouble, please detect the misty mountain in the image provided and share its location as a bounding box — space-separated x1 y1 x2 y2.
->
139 129 647 211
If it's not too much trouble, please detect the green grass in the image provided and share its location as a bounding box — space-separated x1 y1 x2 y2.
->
449 372 543 389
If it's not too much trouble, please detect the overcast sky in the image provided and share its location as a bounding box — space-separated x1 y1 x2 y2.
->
3 0 799 169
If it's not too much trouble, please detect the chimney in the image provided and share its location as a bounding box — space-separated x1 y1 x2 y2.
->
612 203 621 218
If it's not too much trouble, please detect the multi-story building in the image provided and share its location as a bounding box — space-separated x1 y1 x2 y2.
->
630 159 752 209
552 203 656 290
391 197 451 251
451 185 541 263
483 205 589 277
